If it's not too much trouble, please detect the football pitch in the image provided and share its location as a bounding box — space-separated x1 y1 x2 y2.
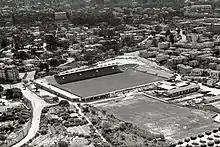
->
100 95 218 141
47 69 165 98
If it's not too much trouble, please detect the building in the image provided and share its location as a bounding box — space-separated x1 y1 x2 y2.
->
208 63 217 70
55 12 69 23
156 54 169 63
158 42 170 49
5 65 20 82
191 68 204 76
0 64 20 83
45 33 56 45
207 78 218 87
185 5 212 13
0 63 6 82
216 64 220 71
209 70 220 80
164 84 200 97
54 63 122 84
204 95 220 104
189 60 199 67
177 64 193 76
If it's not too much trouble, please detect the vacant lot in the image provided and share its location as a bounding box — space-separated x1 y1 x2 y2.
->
100 95 218 141
47 69 165 98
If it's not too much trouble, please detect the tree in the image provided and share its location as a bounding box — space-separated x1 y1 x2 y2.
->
74 118 82 125
40 129 47 135
151 37 158 47
18 117 26 124
82 106 89 113
13 51 29 60
5 89 13 100
1 39 7 48
154 25 161 33
0 134 6 141
0 85 3 93
49 58 60 67
13 90 23 100
58 141 69 147
5 88 22 100
42 108 49 113
91 109 97 115
59 100 70 107
165 30 171 37
169 34 175 44
91 118 98 125
62 113 70 121
102 109 107 115
23 79 28 85
119 122 126 131
52 97 59 102
101 121 112 130
39 62 49 72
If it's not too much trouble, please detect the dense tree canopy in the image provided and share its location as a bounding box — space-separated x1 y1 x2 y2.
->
59 100 70 107
0 85 3 93
5 88 22 100
58 141 69 147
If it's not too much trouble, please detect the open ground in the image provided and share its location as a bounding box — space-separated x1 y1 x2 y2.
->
99 94 219 141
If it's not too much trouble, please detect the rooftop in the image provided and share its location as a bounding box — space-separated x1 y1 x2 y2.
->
204 95 220 104
166 84 200 95
58 63 118 76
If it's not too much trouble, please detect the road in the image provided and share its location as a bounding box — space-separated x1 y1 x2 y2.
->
13 88 49 147
25 71 36 81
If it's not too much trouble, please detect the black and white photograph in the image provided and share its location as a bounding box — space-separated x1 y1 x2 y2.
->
1 0 220 147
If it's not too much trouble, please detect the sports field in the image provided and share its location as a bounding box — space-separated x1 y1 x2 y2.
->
100 95 218 141
47 69 165 98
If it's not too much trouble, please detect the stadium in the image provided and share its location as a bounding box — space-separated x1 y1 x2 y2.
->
46 63 172 102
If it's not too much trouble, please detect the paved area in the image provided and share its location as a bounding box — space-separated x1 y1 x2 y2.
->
26 71 36 81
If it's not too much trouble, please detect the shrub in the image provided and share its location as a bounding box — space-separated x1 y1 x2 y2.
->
205 131 212 135
0 134 6 141
52 97 59 102
0 85 4 93
91 118 98 125
58 141 69 147
213 129 218 133
82 106 89 113
59 100 70 107
190 136 197 140
118 122 126 131
74 118 82 125
101 121 112 129
42 108 49 113
91 109 97 115
198 134 204 138
40 129 47 135
18 117 26 124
